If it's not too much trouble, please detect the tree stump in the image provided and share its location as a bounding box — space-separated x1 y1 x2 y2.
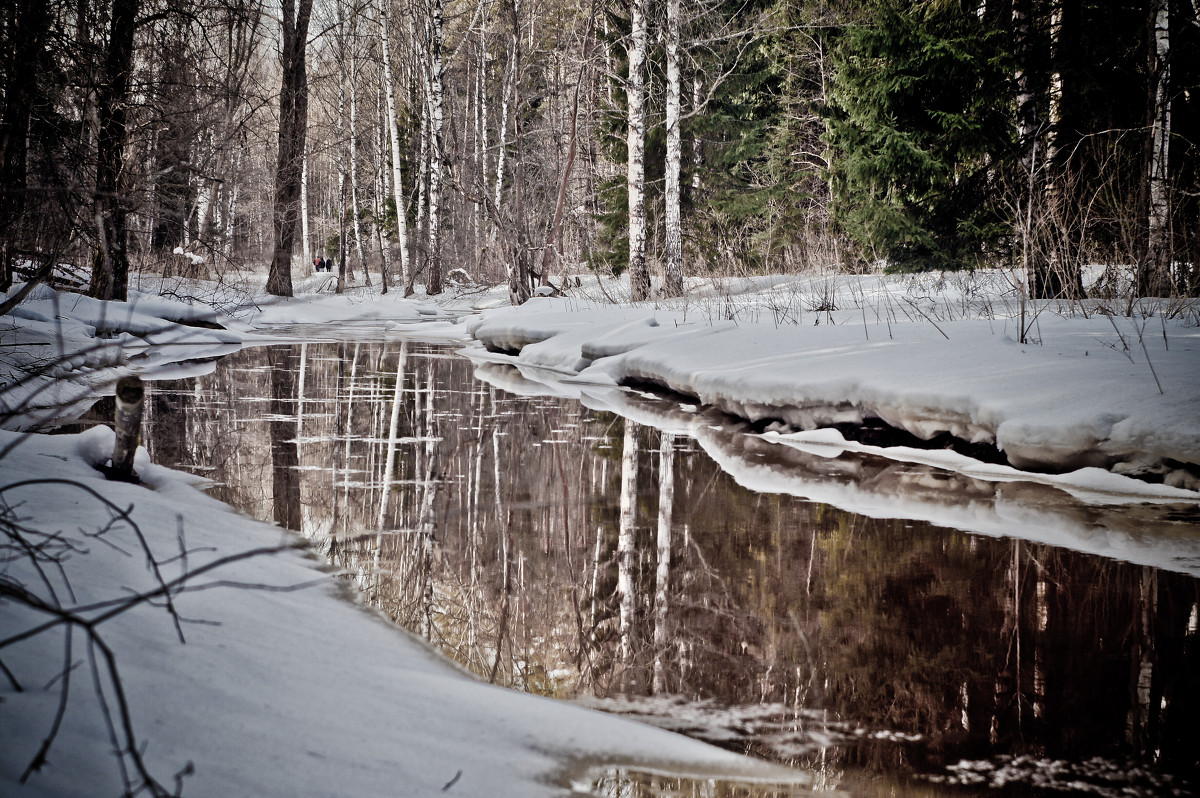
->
107 376 144 483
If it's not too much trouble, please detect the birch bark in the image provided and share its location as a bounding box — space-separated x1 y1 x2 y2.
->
427 0 446 295
626 0 650 301
662 0 684 296
1147 0 1172 296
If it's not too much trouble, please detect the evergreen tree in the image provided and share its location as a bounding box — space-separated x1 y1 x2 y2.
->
825 0 1013 271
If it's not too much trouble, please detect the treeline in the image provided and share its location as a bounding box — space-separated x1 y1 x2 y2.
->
1 0 1196 303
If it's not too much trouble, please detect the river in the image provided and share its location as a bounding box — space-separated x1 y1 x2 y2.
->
114 328 1198 797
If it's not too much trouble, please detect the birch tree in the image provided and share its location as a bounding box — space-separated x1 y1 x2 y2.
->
626 0 650 301
426 0 447 295
662 0 684 296
1145 0 1172 296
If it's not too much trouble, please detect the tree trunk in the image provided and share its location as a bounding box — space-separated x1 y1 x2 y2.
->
109 377 144 482
89 0 140 301
301 150 312 270
267 0 315 297
415 45 431 288
349 57 371 286
626 0 650 301
337 28 349 292
1012 0 1037 177
494 42 514 226
540 5 595 286
1030 0 1081 300
1145 0 1172 296
506 0 533 304
662 0 684 297
0 0 50 235
427 0 446 296
379 3 413 290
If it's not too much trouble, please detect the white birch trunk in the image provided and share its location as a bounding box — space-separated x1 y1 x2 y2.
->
337 37 349 290
412 15 432 284
626 0 650 301
1047 0 1064 181
223 140 243 259
379 3 412 289
1147 0 1172 294
301 149 312 269
427 0 446 295
663 0 683 296
494 41 514 222
475 27 487 251
692 75 702 191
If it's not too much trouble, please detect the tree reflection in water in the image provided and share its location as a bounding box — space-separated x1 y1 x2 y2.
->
140 340 1199 796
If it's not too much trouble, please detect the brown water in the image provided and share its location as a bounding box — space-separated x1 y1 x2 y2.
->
132 334 1199 797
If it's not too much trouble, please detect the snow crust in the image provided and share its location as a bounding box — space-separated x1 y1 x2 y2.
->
465 294 1200 490
0 427 799 796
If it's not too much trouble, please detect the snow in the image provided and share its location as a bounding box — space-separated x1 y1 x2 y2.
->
3 268 1199 796
464 288 1200 492
0 427 798 797
0 284 247 429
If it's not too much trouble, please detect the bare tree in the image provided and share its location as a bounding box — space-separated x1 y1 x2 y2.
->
379 0 413 292
89 0 140 301
267 0 316 297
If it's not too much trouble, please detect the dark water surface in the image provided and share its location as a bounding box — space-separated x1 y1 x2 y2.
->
136 334 1199 797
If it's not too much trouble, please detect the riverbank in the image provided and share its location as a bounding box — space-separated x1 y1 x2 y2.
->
0 424 801 796
460 274 1200 498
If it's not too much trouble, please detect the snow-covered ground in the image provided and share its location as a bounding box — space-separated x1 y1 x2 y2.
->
2 266 1199 796
0 426 798 797
464 273 1200 495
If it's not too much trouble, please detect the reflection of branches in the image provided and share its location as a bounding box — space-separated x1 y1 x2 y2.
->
1 477 307 797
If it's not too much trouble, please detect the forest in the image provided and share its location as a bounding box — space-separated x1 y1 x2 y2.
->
2 0 1198 305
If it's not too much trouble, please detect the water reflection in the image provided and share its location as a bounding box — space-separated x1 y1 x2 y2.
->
140 339 1199 795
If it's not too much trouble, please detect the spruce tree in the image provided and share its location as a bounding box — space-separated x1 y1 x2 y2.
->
825 0 1012 271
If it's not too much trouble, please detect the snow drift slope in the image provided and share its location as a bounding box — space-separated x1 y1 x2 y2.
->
467 302 1200 491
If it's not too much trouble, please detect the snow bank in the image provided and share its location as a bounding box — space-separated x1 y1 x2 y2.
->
0 281 470 432
0 427 803 797
0 284 247 429
470 365 1200 579
466 299 1200 490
